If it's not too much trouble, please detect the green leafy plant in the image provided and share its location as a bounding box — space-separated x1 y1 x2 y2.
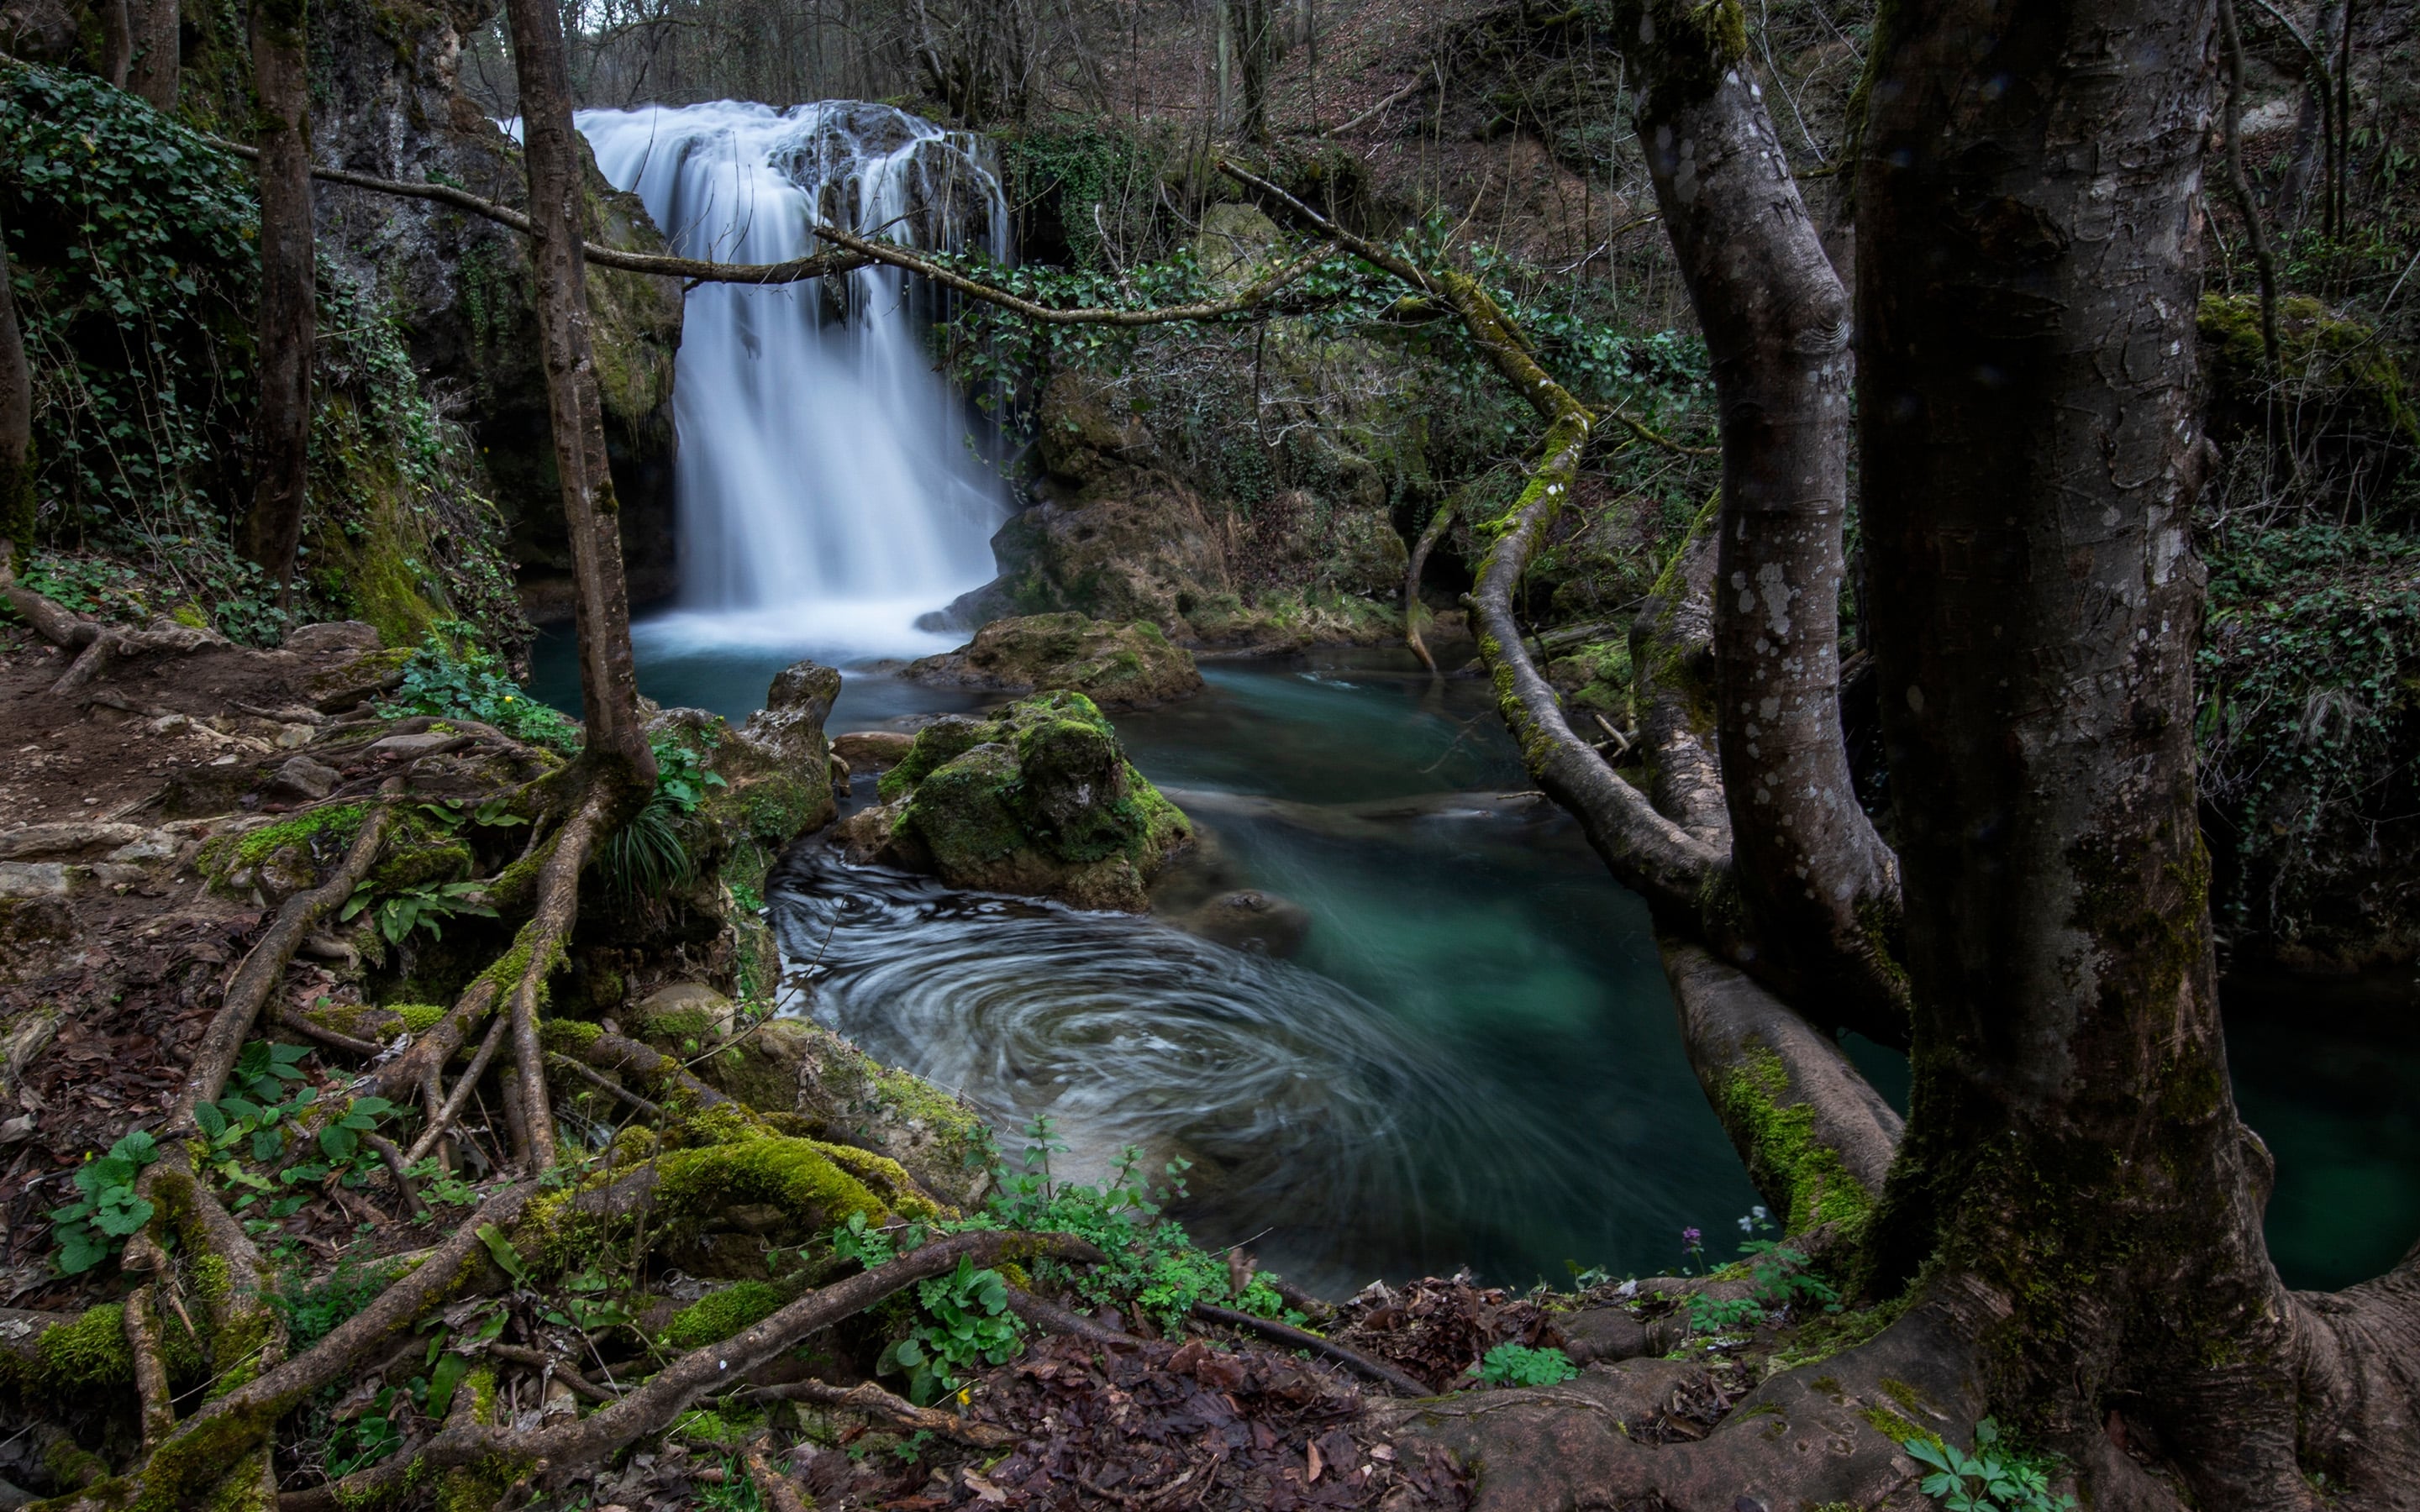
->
49 1129 160 1274
1686 1209 1841 1335
978 1116 1297 1332
880 1254 1024 1405
381 625 581 752
1904 1419 2077 1512
1477 1341 1579 1387
341 878 498 944
598 733 727 900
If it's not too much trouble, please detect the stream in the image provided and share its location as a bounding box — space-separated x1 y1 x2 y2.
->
534 631 2420 1296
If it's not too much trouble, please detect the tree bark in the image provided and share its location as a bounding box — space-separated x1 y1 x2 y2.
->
1858 1 2323 1501
1618 0 1907 1042
242 0 313 596
0 207 32 569
98 0 133 88
128 0 178 110
501 0 657 786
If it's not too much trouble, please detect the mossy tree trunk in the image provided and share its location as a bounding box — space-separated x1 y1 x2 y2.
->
1857 0 2419 1502
0 207 32 567
241 0 312 598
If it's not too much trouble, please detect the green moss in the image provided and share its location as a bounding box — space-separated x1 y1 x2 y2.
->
667 1280 786 1348
1711 1045 1874 1236
43 1434 110 1489
197 804 370 884
391 1002 449 1034
539 1017 603 1053
1860 1402 1939 1452
366 811 475 893
34 1304 134 1389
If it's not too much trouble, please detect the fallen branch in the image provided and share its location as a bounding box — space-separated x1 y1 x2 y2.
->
1320 69 1436 137
1191 1303 1432 1397
742 1446 814 1512
0 543 97 648
548 1052 664 1117
747 1378 1016 1448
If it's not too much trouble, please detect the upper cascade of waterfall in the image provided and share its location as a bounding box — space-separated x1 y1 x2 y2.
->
574 102 1013 661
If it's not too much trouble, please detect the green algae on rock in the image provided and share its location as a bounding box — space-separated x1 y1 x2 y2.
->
839 690 1192 912
902 612 1204 711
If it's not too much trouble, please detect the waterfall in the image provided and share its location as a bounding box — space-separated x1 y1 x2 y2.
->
576 101 1011 659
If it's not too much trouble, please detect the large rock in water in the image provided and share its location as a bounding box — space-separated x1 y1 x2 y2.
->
835 691 1192 911
902 613 1203 711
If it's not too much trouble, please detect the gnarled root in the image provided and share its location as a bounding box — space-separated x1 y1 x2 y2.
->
1382 1286 1993 1512
286 1231 1104 1509
747 1379 1017 1449
1660 938 1902 1240
170 806 392 1130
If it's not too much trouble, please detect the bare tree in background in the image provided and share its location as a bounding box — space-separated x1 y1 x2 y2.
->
241 0 313 596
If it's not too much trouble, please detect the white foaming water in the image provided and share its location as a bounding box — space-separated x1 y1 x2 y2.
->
575 101 1011 659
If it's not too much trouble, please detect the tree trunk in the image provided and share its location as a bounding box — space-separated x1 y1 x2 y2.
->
501 0 662 1171
0 209 32 569
2278 0 2341 224
1230 0 1273 141
99 0 133 88
501 0 657 790
1619 0 1907 1042
128 0 178 110
1858 0 2324 1500
242 0 313 597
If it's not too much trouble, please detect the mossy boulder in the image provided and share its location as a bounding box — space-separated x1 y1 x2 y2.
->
902 612 1203 711
840 691 1192 911
699 1016 992 1210
2200 292 2420 521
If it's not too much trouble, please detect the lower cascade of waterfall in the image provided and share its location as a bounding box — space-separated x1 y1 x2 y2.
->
576 101 1011 661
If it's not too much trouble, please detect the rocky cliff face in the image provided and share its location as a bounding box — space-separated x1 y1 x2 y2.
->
308 0 683 619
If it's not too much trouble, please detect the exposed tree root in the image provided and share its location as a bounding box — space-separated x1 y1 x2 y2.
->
287 1231 1104 1509
1660 938 1902 1238
504 784 616 1172
1192 1304 1432 1397
748 1378 1018 1449
168 806 392 1133
1383 1288 1995 1512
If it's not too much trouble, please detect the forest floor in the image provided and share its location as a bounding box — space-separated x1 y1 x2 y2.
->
0 607 1827 1510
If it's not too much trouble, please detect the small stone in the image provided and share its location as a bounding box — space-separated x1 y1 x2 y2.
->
0 864 71 897
365 731 457 759
283 620 382 655
276 723 317 748
267 755 342 802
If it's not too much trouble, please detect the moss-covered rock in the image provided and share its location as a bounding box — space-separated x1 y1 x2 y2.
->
845 691 1192 912
666 1279 788 1348
902 612 1204 710
700 1017 992 1209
